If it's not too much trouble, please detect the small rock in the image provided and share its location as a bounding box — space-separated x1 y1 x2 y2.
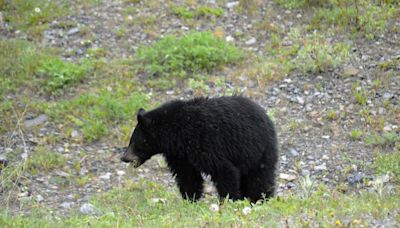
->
99 172 112 180
226 1 239 8
61 201 75 209
116 170 125 176
245 37 256 45
314 163 327 171
289 148 299 157
348 172 368 185
383 125 392 132
0 155 8 167
296 14 302 18
279 173 297 181
24 114 48 128
383 93 393 100
71 129 81 139
296 96 305 105
67 27 80 36
79 203 98 215
343 65 359 77
36 194 44 203
322 135 330 139
166 90 174 95
210 203 219 212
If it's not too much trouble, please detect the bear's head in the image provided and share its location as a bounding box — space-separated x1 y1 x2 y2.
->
120 108 157 167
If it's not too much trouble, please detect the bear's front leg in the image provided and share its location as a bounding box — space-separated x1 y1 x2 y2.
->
166 156 204 202
212 162 242 201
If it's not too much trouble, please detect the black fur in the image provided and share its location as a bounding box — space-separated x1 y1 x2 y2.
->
122 96 278 202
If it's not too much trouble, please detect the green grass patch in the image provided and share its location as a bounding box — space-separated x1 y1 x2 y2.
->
2 0 69 38
25 146 67 174
274 0 398 39
375 150 400 182
136 31 243 77
291 31 350 73
0 180 399 226
170 6 224 19
365 132 400 148
36 58 92 93
41 90 148 142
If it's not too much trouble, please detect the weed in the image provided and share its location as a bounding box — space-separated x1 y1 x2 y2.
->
170 6 224 19
375 150 400 182
326 110 337 120
365 132 400 148
292 32 350 73
42 91 148 142
136 31 243 77
188 78 209 94
352 82 368 105
26 146 67 174
350 129 363 140
36 58 92 93
2 0 69 38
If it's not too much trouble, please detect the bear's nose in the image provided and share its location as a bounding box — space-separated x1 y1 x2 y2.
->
120 155 132 163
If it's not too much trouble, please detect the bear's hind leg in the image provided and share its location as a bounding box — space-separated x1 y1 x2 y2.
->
166 157 204 201
212 162 242 201
243 167 275 203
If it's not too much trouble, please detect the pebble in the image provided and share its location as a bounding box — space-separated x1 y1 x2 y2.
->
61 201 75 209
226 1 239 8
99 172 112 180
279 173 297 181
36 194 44 203
245 37 256 45
79 203 98 215
67 27 80 36
314 163 327 171
24 114 48 128
0 155 8 167
289 148 299 157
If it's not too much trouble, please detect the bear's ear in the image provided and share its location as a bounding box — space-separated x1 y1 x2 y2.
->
137 108 151 126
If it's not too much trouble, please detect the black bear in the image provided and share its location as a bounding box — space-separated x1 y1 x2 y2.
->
121 96 278 203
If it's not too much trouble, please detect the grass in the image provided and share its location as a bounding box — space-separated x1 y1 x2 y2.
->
0 179 399 226
25 146 67 174
136 31 243 78
375 150 400 183
1 0 69 38
40 90 148 142
170 5 224 19
36 58 93 94
274 0 398 39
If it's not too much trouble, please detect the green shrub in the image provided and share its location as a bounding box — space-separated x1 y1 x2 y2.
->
136 32 243 77
36 58 92 93
292 32 350 73
170 6 224 19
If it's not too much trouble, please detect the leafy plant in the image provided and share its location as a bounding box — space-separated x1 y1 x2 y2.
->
136 31 243 77
292 32 350 73
350 129 363 140
36 58 92 93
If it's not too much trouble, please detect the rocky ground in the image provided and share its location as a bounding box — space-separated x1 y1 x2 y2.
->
1 0 399 215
